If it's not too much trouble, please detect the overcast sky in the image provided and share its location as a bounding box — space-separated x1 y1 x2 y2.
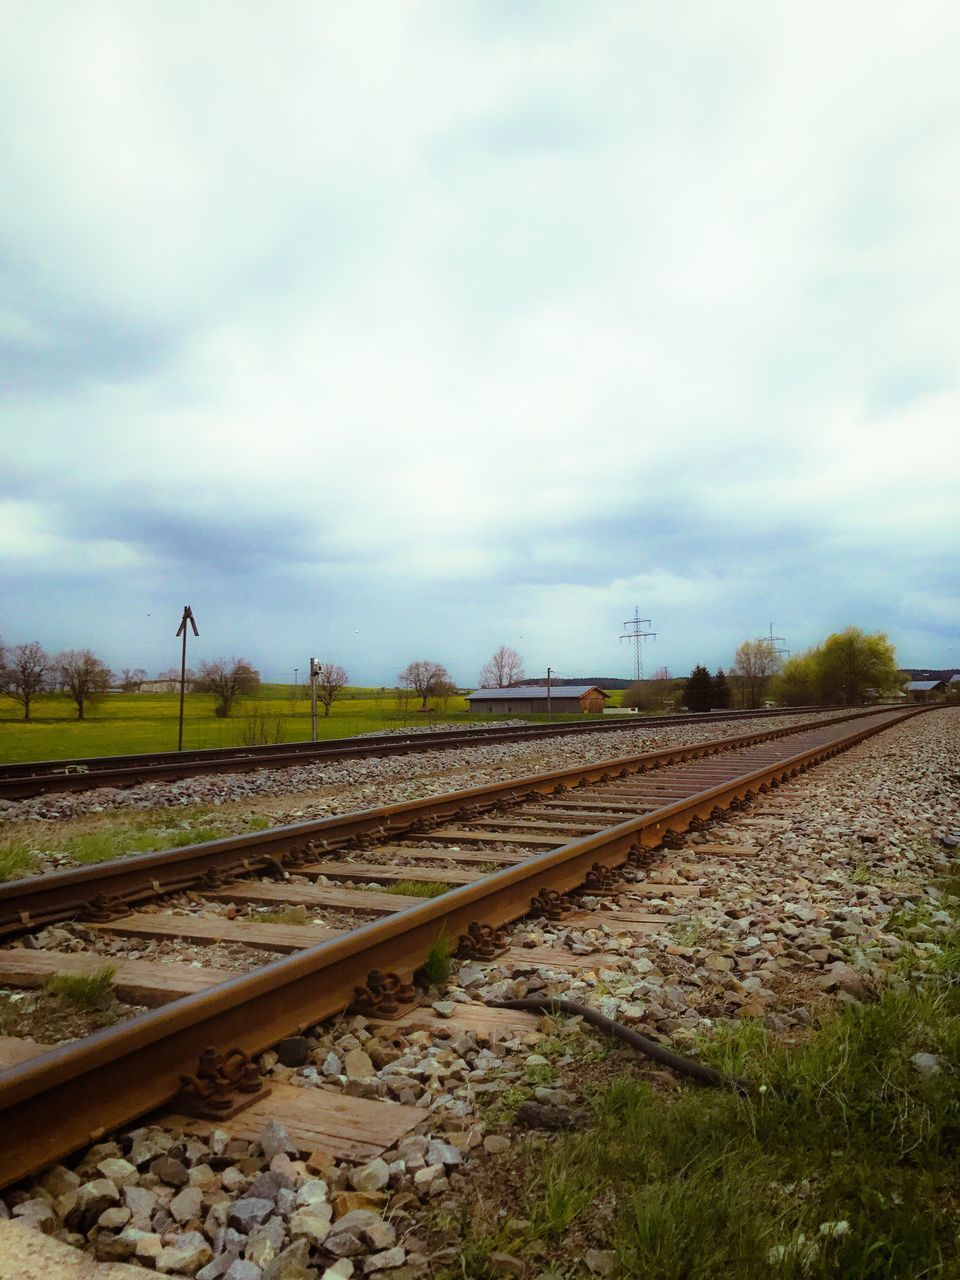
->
2 1 958 687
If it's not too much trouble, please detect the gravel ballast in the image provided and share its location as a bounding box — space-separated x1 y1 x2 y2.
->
1 708 956 1278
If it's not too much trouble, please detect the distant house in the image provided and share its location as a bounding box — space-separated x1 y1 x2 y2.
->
466 685 609 715
904 679 947 702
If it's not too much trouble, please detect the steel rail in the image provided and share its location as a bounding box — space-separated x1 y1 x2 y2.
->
0 707 892 938
0 706 847 800
0 705 929 1187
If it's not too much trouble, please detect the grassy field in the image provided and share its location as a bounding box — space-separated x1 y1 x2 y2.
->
0 686 613 764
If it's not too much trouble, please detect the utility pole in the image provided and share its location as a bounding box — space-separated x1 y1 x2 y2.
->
546 667 552 721
309 657 320 742
620 608 656 681
175 605 198 752
763 622 790 660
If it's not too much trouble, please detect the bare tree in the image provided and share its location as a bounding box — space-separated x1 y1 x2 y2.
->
316 662 349 717
399 660 453 711
196 658 261 717
479 645 524 689
733 639 782 709
121 667 148 692
58 649 114 720
1 641 51 720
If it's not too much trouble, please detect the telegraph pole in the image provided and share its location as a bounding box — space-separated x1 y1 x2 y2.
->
309 657 320 742
175 605 198 751
620 608 656 681
546 667 552 721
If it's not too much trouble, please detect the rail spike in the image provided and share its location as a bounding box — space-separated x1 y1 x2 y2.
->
530 888 575 920
456 921 509 961
349 969 420 1020
85 893 128 923
171 1045 269 1120
583 862 619 893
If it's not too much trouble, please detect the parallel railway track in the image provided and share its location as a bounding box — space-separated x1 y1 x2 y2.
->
0 705 840 800
0 704 931 1189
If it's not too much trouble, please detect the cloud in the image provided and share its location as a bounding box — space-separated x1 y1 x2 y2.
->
1 2 958 682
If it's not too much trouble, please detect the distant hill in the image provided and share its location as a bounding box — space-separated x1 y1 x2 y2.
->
521 676 635 690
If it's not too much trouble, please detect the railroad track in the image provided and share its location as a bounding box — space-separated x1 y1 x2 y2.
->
0 705 841 800
0 704 930 1189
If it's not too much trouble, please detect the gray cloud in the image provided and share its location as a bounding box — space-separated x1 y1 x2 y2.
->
1 1 958 684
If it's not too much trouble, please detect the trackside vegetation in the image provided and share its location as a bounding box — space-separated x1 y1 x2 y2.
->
450 882 960 1279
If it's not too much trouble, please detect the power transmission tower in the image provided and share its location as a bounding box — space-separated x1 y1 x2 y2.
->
761 621 790 660
620 608 656 681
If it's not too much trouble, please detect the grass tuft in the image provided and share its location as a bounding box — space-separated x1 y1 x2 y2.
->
384 880 449 898
254 906 310 926
669 916 703 946
417 933 452 987
45 966 116 1010
0 837 37 882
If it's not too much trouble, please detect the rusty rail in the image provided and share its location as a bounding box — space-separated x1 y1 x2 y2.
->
0 705 931 1187
0 707 893 938
0 706 849 800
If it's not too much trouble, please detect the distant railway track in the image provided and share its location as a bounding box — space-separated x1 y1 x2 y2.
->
0 703 930 1188
0 705 843 800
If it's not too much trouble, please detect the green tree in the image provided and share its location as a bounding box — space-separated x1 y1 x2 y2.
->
712 669 731 708
684 664 716 712
816 628 898 705
771 653 819 706
622 679 683 712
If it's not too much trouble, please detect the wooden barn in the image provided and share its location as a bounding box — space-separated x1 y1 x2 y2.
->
466 684 609 715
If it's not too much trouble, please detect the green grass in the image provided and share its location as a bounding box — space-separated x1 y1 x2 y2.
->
63 824 229 864
45 966 116 1010
452 892 960 1278
0 808 264 876
0 685 615 764
0 837 37 881
383 879 450 898
251 906 310 926
668 916 703 946
417 933 452 987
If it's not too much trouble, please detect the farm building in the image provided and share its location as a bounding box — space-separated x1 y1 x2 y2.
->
904 679 947 702
466 685 609 715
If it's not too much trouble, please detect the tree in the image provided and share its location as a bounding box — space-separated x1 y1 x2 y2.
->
622 678 683 712
713 668 731 709
652 666 673 681
196 658 261 716
684 664 716 712
770 628 899 706
316 662 348 717
479 645 524 689
58 649 114 720
771 653 819 706
120 667 147 693
0 641 51 720
733 639 782 709
399 660 453 711
815 628 898 705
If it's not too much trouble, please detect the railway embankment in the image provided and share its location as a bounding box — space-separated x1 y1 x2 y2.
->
0 709 956 1277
